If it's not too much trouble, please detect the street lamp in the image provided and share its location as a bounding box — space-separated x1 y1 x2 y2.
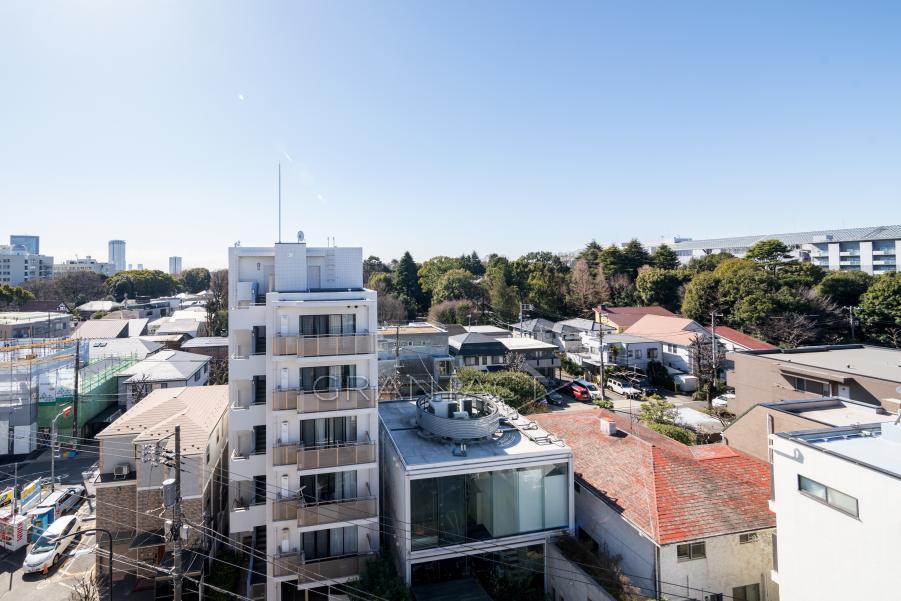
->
50 405 72 492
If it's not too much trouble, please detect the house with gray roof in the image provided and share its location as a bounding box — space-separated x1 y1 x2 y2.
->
116 349 210 409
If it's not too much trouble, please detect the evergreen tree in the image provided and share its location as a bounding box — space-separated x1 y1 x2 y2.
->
392 251 425 314
650 243 680 270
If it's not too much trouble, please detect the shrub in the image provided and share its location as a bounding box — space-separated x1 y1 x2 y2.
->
646 422 696 445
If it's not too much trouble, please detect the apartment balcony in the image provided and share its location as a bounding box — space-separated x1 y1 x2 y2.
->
272 492 377 526
272 387 378 413
272 333 376 358
839 250 860 257
230 494 266 533
873 259 897 266
273 436 377 469
872 249 896 256
272 551 372 583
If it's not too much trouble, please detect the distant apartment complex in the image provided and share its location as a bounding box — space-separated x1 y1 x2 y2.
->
169 256 183 275
227 237 379 601
108 239 126 272
0 245 53 285
55 256 117 277
9 235 39 255
648 225 901 273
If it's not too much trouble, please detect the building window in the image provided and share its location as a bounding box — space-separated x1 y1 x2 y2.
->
633 349 642 360
739 532 759 544
647 348 658 360
300 314 356 336
464 356 478 366
790 376 829 396
676 541 706 561
798 475 859 517
732 584 761 601
705 595 724 601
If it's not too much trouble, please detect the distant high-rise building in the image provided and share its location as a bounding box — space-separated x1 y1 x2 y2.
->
55 256 117 277
9 235 39 255
0 246 53 285
137 263 143 270
108 240 126 272
169 256 182 275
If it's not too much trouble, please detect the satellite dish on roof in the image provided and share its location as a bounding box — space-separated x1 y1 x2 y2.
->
297 231 305 243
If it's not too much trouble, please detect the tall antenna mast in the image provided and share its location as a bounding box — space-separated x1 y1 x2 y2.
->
278 162 282 243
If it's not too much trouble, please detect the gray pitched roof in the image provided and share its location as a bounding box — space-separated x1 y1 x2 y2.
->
119 349 210 383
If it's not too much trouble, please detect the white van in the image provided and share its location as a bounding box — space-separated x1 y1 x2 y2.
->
23 515 81 574
36 485 84 519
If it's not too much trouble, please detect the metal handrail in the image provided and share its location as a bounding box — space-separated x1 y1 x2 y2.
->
297 433 372 451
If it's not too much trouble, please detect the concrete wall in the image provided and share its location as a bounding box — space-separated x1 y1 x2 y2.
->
546 542 617 601
658 532 778 601
721 406 822 462
771 434 901 601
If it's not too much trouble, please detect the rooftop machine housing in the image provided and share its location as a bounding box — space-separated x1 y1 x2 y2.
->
415 391 501 442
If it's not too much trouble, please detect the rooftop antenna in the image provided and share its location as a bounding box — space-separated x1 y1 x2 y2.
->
278 162 282 243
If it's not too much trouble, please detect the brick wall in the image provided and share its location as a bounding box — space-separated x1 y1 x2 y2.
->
96 482 136 534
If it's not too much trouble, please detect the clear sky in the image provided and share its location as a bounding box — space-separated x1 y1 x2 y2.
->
2 1 901 270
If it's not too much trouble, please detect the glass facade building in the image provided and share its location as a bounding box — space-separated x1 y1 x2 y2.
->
410 463 569 550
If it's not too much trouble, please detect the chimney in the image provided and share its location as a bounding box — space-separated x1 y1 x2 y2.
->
599 417 617 437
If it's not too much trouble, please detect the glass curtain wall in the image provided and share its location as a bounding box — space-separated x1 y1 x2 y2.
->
411 464 568 550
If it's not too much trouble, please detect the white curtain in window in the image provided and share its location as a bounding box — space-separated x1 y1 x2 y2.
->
329 314 342 336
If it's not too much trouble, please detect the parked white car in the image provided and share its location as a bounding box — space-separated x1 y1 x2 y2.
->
712 393 735 408
23 515 81 574
606 377 642 399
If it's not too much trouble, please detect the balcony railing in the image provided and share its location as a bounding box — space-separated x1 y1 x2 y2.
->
273 333 376 357
272 493 377 526
273 441 298 466
272 387 377 413
272 551 372 582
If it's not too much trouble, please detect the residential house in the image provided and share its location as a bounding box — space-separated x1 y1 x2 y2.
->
726 345 901 417
0 311 71 339
85 338 164 362
574 332 662 374
181 336 229 361
462 325 511 339
625 314 713 374
499 336 560 381
76 300 124 319
448 332 508 370
594 305 676 333
376 323 453 396
73 318 148 339
227 239 379 601
379 393 573 595
723 396 896 461
534 410 778 601
116 349 210 409
770 421 901 599
139 334 190 350
94 386 229 592
551 318 601 352
511 318 557 344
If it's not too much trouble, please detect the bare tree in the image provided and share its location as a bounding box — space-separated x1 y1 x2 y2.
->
209 358 228 385
69 571 100 601
766 312 817 348
378 294 408 324
689 334 721 407
130 374 153 405
566 259 599 316
594 264 611 305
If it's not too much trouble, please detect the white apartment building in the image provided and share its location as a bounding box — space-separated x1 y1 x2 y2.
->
0 246 53 285
227 237 379 601
379 394 573 596
771 421 901 601
55 256 117 277
648 225 901 273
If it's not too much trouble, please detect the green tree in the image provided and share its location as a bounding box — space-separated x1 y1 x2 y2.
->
393 252 426 314
745 240 793 273
511 252 569 315
456 368 544 413
681 272 723 323
685 252 735 273
645 422 696 445
460 251 485 276
650 243 681 270
0 285 35 309
816 270 873 307
597 245 626 278
106 269 178 301
576 240 604 271
432 269 481 304
857 273 901 347
417 256 463 299
634 267 683 311
620 239 652 278
179 267 211 293
639 397 678 425
484 266 519 322
776 261 825 289
363 255 389 284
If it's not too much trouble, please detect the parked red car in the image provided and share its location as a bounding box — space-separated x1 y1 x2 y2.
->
561 381 591 402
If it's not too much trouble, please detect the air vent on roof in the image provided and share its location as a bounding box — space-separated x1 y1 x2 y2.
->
599 418 617 436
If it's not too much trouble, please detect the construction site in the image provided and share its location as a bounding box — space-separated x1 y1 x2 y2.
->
0 337 137 456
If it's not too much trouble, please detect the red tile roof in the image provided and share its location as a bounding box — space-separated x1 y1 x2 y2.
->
712 326 778 351
532 410 774 544
595 306 676 328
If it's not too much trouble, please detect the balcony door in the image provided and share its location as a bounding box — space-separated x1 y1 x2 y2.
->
299 416 357 449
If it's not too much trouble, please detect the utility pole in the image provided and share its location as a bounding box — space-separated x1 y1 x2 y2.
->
597 305 604 398
846 306 857 343
145 425 184 601
50 405 71 492
172 425 183 601
709 311 723 404
71 341 80 451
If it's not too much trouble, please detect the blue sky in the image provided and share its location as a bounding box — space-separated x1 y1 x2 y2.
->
2 1 901 270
